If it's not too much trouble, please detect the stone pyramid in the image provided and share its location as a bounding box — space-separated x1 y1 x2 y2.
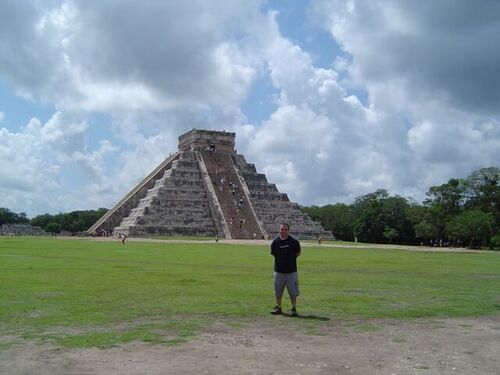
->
88 129 333 240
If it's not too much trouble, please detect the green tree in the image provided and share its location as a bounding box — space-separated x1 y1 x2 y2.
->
68 218 86 233
351 190 415 244
328 203 356 241
445 209 494 249
302 203 355 240
424 178 465 238
490 234 500 250
31 208 108 234
383 226 398 244
352 219 363 242
0 208 30 225
414 220 437 244
31 213 58 230
45 222 61 234
0 208 17 225
351 190 389 243
405 204 428 226
462 167 500 231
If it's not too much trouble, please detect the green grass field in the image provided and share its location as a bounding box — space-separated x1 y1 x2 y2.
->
1 237 499 348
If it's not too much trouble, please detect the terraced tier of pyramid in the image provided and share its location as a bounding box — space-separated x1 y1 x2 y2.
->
89 129 333 240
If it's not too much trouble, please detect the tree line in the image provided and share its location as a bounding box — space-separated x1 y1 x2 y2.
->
0 208 108 234
1 167 498 248
0 208 30 225
302 167 499 249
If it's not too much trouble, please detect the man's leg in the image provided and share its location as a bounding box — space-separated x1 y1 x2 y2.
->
271 295 283 315
271 272 285 314
288 296 298 316
286 273 299 316
275 296 282 307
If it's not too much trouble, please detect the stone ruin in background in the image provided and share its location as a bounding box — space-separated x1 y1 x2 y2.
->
0 224 46 236
88 129 333 240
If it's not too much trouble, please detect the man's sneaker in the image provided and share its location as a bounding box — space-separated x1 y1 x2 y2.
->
289 306 298 317
270 305 282 315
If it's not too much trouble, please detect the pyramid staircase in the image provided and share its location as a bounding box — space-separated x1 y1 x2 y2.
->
200 150 265 239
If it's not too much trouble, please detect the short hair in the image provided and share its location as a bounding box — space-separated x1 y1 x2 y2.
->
280 223 290 230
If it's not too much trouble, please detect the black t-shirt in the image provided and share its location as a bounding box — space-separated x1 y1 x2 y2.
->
271 235 301 273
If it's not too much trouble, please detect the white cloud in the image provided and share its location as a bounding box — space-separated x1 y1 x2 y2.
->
312 0 500 114
408 119 500 169
230 11 413 204
0 0 269 215
0 0 263 114
300 0 500 199
243 105 336 200
0 0 498 217
233 3 499 207
0 112 117 214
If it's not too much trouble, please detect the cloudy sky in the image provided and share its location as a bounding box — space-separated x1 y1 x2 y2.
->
1 0 499 217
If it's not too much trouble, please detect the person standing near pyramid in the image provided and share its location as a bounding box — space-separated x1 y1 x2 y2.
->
270 223 301 317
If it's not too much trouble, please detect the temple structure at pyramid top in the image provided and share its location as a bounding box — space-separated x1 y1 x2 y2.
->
89 129 333 240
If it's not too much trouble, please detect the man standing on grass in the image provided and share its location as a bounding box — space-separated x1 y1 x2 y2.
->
270 223 301 317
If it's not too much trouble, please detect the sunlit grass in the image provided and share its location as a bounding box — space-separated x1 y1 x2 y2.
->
1 236 499 348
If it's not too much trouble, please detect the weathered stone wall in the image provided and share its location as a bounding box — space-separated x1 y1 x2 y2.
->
0 224 46 236
115 151 216 236
178 129 235 153
88 153 179 234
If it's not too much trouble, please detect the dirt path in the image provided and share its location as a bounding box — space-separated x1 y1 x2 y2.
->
2 316 499 375
70 236 499 254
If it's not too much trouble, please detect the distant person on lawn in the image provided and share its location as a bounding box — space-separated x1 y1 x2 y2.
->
270 223 301 316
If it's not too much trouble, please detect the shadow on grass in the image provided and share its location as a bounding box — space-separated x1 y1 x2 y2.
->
282 313 330 321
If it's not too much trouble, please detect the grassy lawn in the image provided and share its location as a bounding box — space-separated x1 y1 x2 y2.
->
1 236 499 348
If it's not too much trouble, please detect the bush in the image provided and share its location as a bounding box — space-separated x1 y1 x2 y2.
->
46 222 61 234
490 235 500 250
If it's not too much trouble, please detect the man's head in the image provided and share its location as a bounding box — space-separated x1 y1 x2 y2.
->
279 223 290 239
